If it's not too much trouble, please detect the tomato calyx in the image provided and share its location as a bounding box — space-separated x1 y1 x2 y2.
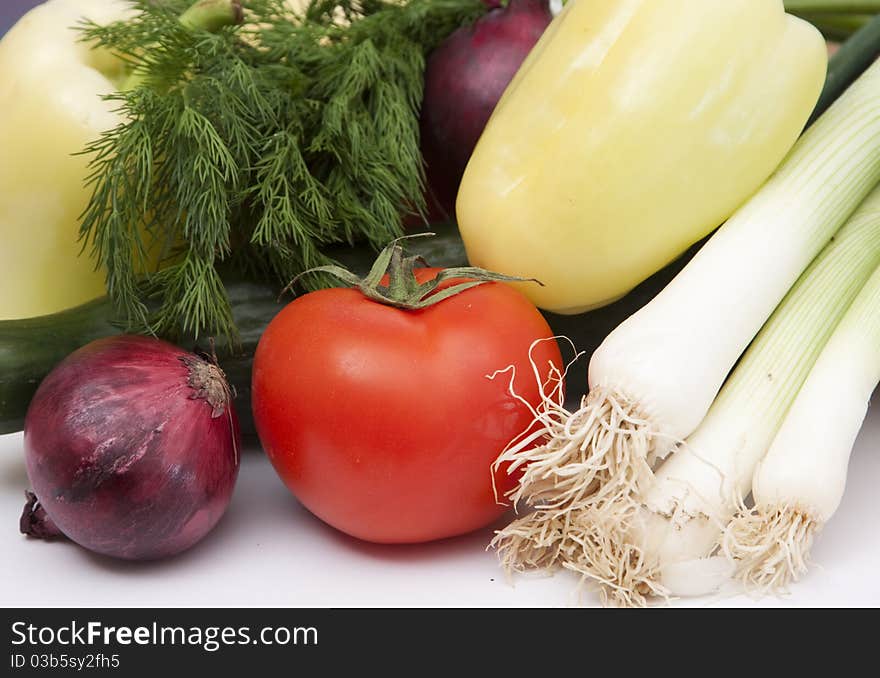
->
289 234 542 310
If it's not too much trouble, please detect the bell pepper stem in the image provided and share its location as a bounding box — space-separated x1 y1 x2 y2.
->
179 0 245 32
121 0 244 91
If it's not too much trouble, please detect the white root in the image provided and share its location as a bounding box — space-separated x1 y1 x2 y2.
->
493 501 670 608
492 489 656 598
554 490 731 607
495 386 664 512
489 340 744 607
491 509 579 574
489 341 681 577
494 426 741 607
721 504 820 594
561 505 670 608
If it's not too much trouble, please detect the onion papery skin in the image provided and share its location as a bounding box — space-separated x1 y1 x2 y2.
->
23 335 240 560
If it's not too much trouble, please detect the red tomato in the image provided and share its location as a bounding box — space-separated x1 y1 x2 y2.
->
251 268 562 544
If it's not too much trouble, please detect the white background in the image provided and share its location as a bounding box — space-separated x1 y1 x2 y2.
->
1 400 878 608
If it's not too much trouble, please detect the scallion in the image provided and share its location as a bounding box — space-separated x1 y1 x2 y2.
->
551 183 880 606
721 252 880 592
493 58 880 584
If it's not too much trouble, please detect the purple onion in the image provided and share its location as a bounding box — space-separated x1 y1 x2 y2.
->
21 335 240 560
419 0 553 215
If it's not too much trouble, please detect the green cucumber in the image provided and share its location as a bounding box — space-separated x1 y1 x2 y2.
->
0 279 278 437
0 226 692 437
0 228 468 436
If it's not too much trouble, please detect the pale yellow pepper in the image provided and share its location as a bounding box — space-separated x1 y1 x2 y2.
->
457 0 827 314
0 0 339 321
0 0 132 319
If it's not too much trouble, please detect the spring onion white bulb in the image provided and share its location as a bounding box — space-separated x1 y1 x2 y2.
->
493 58 880 573
722 260 880 592
550 184 880 606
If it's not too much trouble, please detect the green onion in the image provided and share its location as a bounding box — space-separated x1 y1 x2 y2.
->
573 183 880 606
802 12 872 41
785 1 880 13
722 240 880 592
493 58 880 598
808 13 880 126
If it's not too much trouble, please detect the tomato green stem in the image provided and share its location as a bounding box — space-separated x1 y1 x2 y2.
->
290 234 541 310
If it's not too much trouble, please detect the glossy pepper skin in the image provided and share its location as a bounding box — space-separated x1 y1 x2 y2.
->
0 0 131 319
456 0 827 315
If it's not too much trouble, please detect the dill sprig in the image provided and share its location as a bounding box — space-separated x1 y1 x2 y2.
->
77 0 486 345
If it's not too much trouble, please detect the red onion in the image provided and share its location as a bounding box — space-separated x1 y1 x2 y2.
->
21 335 240 560
419 0 553 216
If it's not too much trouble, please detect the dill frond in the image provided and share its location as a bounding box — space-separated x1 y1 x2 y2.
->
77 0 486 344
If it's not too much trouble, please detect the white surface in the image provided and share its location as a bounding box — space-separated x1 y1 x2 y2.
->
1 404 879 608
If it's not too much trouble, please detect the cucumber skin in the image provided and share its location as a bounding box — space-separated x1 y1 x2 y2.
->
0 228 693 437
0 280 280 437
1 296 118 435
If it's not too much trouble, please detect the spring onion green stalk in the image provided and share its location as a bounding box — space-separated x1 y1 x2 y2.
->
554 184 880 607
784 1 880 12
803 13 872 41
721 262 880 592
808 13 880 126
493 58 880 577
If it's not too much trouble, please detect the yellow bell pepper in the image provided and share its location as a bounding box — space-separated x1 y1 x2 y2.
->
0 0 131 319
456 0 827 314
